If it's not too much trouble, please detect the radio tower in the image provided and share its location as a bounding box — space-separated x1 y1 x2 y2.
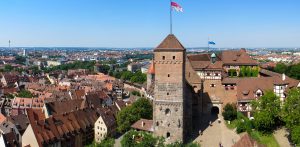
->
8 40 11 49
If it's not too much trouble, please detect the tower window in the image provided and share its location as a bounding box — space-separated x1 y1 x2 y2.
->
173 56 175 60
165 108 171 116
162 56 165 60
156 121 159 126
168 74 170 77
167 92 169 95
166 132 171 138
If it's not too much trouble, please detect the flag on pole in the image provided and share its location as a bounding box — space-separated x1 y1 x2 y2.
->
171 2 183 12
208 41 216 45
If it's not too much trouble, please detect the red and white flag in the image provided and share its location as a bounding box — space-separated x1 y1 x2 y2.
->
171 1 183 12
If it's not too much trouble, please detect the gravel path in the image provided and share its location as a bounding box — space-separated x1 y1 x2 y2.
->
273 128 291 147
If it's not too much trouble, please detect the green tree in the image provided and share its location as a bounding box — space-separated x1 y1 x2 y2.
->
15 55 26 65
274 62 288 74
251 66 259 77
130 71 147 84
4 64 14 72
222 103 237 121
17 90 34 98
117 98 152 133
121 130 164 147
245 66 251 77
288 63 300 80
251 91 281 133
166 141 200 147
282 88 300 129
121 71 133 81
240 66 246 77
97 138 115 147
131 98 153 119
228 69 237 77
291 126 300 146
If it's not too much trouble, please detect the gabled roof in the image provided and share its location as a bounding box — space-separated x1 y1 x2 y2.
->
131 118 153 132
220 49 258 65
154 34 185 51
232 133 265 147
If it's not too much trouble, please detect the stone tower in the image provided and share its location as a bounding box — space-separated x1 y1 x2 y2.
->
153 34 188 143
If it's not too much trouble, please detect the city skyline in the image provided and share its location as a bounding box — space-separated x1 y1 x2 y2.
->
1 0 300 48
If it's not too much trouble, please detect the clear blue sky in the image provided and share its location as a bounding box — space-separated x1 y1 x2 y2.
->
1 0 300 48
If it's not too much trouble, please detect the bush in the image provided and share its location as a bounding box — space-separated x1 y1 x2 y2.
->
121 130 164 147
222 103 237 121
236 121 247 133
291 126 300 145
236 113 254 134
228 69 237 77
131 91 141 96
17 90 34 98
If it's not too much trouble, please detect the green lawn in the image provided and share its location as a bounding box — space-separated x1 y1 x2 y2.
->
250 131 280 147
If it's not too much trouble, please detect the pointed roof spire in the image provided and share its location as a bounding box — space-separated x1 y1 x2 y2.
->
154 34 185 51
147 60 155 74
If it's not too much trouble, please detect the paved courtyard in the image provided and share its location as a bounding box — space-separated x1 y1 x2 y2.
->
194 114 241 147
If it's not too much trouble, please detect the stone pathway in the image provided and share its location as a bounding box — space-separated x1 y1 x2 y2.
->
194 116 240 147
114 134 124 147
273 128 291 147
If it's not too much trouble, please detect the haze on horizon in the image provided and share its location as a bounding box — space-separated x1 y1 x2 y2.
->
0 0 300 48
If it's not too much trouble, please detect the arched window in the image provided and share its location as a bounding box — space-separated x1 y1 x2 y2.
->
156 121 159 126
166 132 171 138
165 108 171 116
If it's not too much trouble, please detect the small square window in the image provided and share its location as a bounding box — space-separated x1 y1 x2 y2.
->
167 93 169 95
173 56 175 60
162 56 165 60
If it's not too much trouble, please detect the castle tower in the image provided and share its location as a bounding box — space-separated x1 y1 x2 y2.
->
153 34 187 143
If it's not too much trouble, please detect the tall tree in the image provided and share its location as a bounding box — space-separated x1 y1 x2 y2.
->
274 62 288 74
116 98 152 133
282 88 300 129
251 91 281 133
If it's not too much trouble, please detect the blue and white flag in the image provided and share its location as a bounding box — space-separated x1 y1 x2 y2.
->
208 41 216 45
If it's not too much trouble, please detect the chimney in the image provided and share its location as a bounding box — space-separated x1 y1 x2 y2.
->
141 121 145 127
282 73 286 81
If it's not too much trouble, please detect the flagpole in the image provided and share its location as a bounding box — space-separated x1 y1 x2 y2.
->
170 0 173 34
208 36 210 52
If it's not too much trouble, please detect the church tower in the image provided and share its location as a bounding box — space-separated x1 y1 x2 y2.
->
153 34 187 143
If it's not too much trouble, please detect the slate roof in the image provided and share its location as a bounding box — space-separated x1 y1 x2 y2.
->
7 114 29 135
45 99 85 116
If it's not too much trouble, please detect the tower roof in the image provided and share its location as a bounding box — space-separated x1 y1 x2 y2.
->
147 61 155 74
154 34 185 51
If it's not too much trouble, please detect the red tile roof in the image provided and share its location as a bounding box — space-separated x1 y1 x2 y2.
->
131 119 153 132
154 34 185 51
